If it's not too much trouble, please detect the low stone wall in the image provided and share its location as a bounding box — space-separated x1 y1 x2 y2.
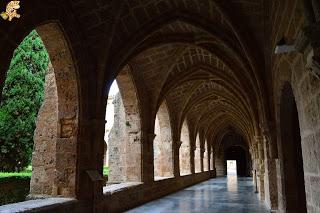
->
100 171 214 212
0 171 214 212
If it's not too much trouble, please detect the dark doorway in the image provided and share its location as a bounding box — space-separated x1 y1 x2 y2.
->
280 82 307 213
225 146 247 176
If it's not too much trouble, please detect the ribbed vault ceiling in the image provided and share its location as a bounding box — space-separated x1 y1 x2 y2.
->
114 0 267 152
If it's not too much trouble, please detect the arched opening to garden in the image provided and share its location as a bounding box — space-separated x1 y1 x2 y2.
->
105 66 142 187
203 140 209 171
210 145 214 171
194 133 201 173
279 82 307 213
103 80 119 180
0 23 79 205
179 120 191 176
216 131 251 177
153 102 174 180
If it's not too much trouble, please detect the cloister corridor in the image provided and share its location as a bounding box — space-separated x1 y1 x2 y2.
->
1 0 320 213
126 176 269 213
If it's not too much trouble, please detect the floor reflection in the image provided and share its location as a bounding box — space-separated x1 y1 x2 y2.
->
126 176 269 213
227 174 238 192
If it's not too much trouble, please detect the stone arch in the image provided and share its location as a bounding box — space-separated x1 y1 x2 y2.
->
224 146 248 176
215 131 251 177
153 101 174 179
277 82 307 213
179 119 191 176
107 66 142 183
194 133 201 173
29 23 79 197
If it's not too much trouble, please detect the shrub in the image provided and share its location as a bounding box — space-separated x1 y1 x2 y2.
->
0 176 30 205
0 30 48 172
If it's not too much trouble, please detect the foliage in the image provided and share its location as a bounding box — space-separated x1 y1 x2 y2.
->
0 30 49 172
103 166 109 177
0 176 30 205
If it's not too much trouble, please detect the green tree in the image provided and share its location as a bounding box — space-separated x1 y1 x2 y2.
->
0 30 49 172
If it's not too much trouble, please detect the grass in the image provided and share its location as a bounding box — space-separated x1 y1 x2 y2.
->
0 165 32 178
103 166 109 177
0 166 108 178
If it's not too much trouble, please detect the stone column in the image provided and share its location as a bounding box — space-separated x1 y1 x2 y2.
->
215 156 225 176
256 136 265 201
251 143 258 187
211 154 216 177
191 146 196 174
208 149 211 170
201 148 205 172
87 118 106 205
174 141 182 177
145 133 156 183
263 134 278 210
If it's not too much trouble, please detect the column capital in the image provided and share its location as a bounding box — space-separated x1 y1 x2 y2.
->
295 22 320 76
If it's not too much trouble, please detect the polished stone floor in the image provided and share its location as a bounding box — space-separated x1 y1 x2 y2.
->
126 175 269 213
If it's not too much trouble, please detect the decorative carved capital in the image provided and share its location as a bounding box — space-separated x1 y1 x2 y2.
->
294 22 320 77
295 22 320 51
306 50 320 77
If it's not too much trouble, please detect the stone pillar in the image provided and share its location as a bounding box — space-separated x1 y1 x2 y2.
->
211 155 216 177
256 137 265 201
174 141 182 177
215 156 225 176
251 143 258 186
146 133 156 183
201 148 206 172
263 135 278 210
191 146 196 174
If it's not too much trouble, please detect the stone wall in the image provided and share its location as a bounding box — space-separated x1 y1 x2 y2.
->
270 1 320 212
31 62 58 196
108 93 126 183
